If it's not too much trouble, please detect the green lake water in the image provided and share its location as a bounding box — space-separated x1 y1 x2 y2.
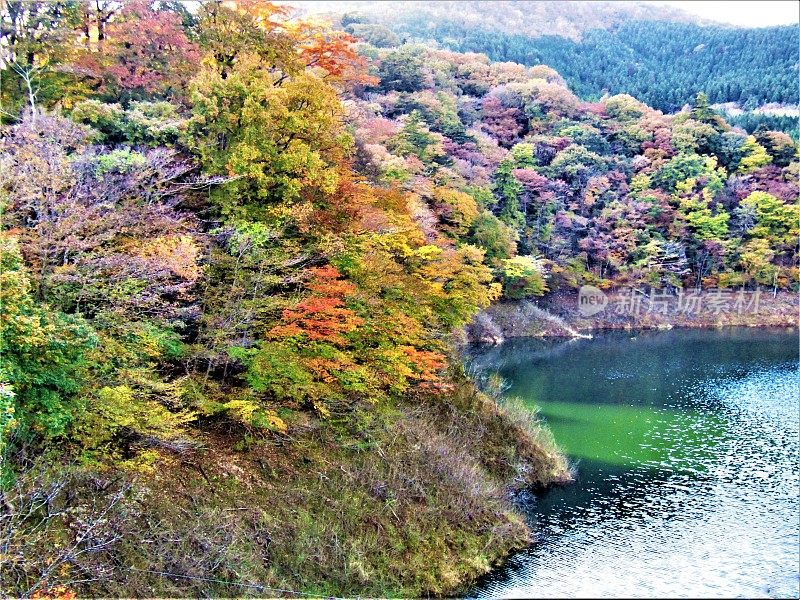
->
466 327 799 598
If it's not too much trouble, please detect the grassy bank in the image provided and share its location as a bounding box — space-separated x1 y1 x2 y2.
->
2 371 569 598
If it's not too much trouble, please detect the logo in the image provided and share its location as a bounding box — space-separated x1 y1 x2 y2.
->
578 285 608 317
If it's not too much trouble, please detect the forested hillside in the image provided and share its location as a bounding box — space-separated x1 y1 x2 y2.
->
314 1 799 121
1 2 565 596
389 20 799 112
0 1 797 597
351 44 798 293
298 0 709 40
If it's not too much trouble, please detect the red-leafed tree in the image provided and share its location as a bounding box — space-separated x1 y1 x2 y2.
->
96 0 200 101
481 95 524 148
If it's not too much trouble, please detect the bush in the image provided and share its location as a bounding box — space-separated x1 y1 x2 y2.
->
71 99 186 147
70 99 127 143
124 101 186 146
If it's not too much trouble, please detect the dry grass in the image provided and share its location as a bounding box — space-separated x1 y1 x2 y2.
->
2 376 570 598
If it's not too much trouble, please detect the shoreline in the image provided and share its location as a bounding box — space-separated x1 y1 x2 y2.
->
466 290 798 344
454 290 795 594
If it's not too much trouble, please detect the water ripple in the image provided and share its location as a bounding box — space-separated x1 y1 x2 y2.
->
469 329 799 599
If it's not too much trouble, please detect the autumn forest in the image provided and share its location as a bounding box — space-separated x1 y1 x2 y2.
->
0 1 797 597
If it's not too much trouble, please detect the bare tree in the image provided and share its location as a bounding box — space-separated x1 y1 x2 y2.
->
0 463 133 597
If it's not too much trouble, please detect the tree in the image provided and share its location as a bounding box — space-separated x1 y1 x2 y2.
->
480 95 524 148
194 0 297 78
0 114 211 460
0 235 96 442
680 199 730 241
739 191 799 247
388 111 446 166
0 115 205 323
736 135 771 174
378 46 426 92
690 92 728 132
651 153 706 192
494 156 525 229
292 21 377 90
432 187 480 236
754 128 797 167
94 0 200 101
671 118 718 154
346 24 400 48
738 238 778 286
547 144 607 188
0 0 84 119
269 266 364 347
493 144 537 230
499 255 548 299
713 131 750 172
468 212 518 262
603 94 647 121
188 55 350 219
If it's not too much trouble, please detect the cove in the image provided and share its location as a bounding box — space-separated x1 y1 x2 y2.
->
466 327 799 599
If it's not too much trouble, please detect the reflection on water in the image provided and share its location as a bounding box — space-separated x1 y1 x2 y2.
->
467 328 799 599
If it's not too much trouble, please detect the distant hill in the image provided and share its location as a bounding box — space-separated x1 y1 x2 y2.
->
291 1 799 121
290 1 712 41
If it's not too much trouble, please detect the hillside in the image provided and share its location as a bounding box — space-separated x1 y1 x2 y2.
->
291 0 710 40
347 44 798 296
1 3 569 597
298 1 800 120
1 1 798 597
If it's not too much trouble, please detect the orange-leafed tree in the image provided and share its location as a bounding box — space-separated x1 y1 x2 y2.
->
292 22 378 89
270 266 364 347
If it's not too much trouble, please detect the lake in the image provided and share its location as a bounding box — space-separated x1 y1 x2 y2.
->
466 327 799 599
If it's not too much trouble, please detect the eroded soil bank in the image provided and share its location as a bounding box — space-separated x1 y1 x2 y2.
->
466 290 797 343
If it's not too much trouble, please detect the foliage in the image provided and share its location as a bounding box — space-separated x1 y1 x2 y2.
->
499 255 549 299
377 46 427 92
270 266 364 347
469 212 519 262
0 0 86 118
345 23 400 48
0 5 795 595
432 187 480 236
652 153 707 192
187 55 350 219
347 41 796 295
0 235 96 442
735 135 771 174
739 191 799 247
86 0 200 102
